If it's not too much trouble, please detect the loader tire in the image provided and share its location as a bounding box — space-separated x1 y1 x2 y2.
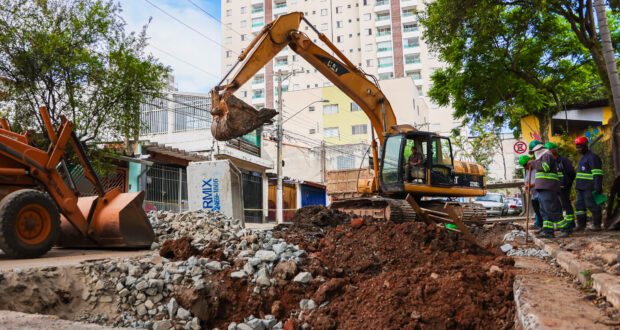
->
0 189 60 258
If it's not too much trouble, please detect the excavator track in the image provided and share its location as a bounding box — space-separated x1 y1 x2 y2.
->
331 197 486 224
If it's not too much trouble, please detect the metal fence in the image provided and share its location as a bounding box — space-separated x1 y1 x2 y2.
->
143 163 188 213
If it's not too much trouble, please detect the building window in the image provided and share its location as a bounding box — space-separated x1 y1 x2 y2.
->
225 37 232 44
240 7 246 14
323 104 339 114
336 6 343 13
226 9 232 16
308 106 315 112
337 155 355 170
336 36 343 42
379 72 394 80
241 91 248 97
321 23 328 31
378 57 393 67
336 21 343 28
309 128 316 134
226 50 232 58
363 0 368 5
241 34 246 41
365 28 372 36
377 41 392 52
240 20 247 28
365 43 372 51
324 127 339 137
226 23 232 30
431 123 441 132
352 124 367 135
351 103 362 112
321 9 328 16
366 59 374 67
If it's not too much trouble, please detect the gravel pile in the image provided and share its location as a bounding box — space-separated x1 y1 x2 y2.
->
503 230 532 242
76 209 308 329
507 248 550 259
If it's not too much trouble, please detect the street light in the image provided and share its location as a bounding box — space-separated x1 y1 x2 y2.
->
283 99 330 124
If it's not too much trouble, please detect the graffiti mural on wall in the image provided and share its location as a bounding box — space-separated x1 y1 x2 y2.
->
584 127 601 142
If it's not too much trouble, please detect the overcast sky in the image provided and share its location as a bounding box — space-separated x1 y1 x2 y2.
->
118 0 222 93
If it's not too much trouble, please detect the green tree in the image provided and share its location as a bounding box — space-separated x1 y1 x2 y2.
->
451 120 503 179
0 0 170 146
420 1 601 142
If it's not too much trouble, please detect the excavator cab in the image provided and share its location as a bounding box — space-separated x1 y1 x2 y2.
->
380 132 457 194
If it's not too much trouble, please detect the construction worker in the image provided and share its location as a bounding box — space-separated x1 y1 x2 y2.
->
574 136 604 231
520 155 543 231
545 142 576 231
531 142 566 238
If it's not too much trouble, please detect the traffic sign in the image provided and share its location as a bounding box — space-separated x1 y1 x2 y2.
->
514 141 527 154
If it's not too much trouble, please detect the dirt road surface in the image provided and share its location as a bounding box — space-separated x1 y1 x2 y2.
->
0 248 150 271
0 310 125 329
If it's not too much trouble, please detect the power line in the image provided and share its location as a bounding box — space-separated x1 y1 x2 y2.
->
186 0 243 37
143 0 239 55
148 44 221 80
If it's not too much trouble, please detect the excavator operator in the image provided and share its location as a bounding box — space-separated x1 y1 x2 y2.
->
406 145 426 183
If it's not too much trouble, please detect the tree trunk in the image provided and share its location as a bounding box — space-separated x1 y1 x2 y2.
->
594 0 620 174
537 113 550 143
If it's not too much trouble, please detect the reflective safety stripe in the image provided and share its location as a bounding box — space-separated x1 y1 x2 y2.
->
543 221 554 229
575 210 586 215
535 172 560 181
542 162 550 172
576 172 593 180
592 169 603 176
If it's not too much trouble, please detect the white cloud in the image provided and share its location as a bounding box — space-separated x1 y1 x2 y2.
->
118 0 222 93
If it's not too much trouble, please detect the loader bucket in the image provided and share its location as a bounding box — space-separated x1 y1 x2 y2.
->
211 93 277 141
57 190 155 248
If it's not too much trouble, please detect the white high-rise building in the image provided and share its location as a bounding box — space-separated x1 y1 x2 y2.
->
220 0 458 137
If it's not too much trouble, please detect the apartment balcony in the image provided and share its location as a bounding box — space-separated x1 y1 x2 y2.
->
414 78 423 85
251 8 264 19
400 0 417 8
251 95 266 105
376 32 392 43
252 80 266 90
403 43 421 55
402 28 420 39
251 0 263 5
404 60 422 71
374 15 392 27
401 11 418 24
376 48 393 57
374 1 390 13
273 3 287 15
377 62 394 74
251 22 264 33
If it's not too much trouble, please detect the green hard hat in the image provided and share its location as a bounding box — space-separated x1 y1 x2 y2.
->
544 142 557 149
529 140 542 151
519 155 532 167
446 224 458 233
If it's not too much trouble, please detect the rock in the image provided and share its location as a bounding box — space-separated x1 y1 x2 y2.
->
205 261 222 271
255 250 278 262
489 265 502 274
94 280 105 290
271 300 284 318
99 295 113 303
151 242 160 250
136 280 148 291
228 322 238 330
272 242 287 255
243 262 255 275
500 244 513 253
125 275 137 286
167 298 178 319
350 218 364 228
430 273 439 279
145 299 154 309
119 288 130 297
246 318 266 330
189 317 201 330
153 320 172 330
299 299 317 310
256 275 271 287
177 307 192 320
262 315 278 328
293 272 312 284
236 324 253 330
248 257 262 267
136 304 147 316
231 271 247 279
273 260 297 280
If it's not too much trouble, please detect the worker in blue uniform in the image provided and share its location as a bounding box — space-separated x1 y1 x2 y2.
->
574 136 604 231
545 142 576 231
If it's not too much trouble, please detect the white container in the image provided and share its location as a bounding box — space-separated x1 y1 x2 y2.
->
187 160 244 224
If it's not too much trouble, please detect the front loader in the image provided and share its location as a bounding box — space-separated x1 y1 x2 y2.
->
0 107 154 258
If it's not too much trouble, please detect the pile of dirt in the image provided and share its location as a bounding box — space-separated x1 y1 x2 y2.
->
159 237 226 261
276 205 350 234
293 221 515 329
179 218 515 329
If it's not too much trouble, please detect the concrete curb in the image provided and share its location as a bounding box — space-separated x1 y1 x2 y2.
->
513 277 544 330
531 233 619 312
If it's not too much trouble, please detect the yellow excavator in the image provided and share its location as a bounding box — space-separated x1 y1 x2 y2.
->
210 12 487 222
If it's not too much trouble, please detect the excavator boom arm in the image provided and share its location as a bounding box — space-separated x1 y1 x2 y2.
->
212 12 398 145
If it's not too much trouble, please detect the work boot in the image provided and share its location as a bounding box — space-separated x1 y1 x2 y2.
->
591 210 603 231
557 231 571 238
575 214 587 231
540 231 554 239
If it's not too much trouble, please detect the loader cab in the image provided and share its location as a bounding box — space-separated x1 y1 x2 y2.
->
380 132 455 193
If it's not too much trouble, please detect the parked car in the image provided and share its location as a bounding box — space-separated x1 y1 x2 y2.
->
505 197 522 215
474 193 508 217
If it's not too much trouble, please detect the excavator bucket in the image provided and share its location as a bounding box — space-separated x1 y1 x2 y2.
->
211 93 277 141
57 190 155 248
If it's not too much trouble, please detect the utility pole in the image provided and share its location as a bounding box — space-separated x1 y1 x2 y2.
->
275 68 304 224
321 141 326 183
276 70 284 224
